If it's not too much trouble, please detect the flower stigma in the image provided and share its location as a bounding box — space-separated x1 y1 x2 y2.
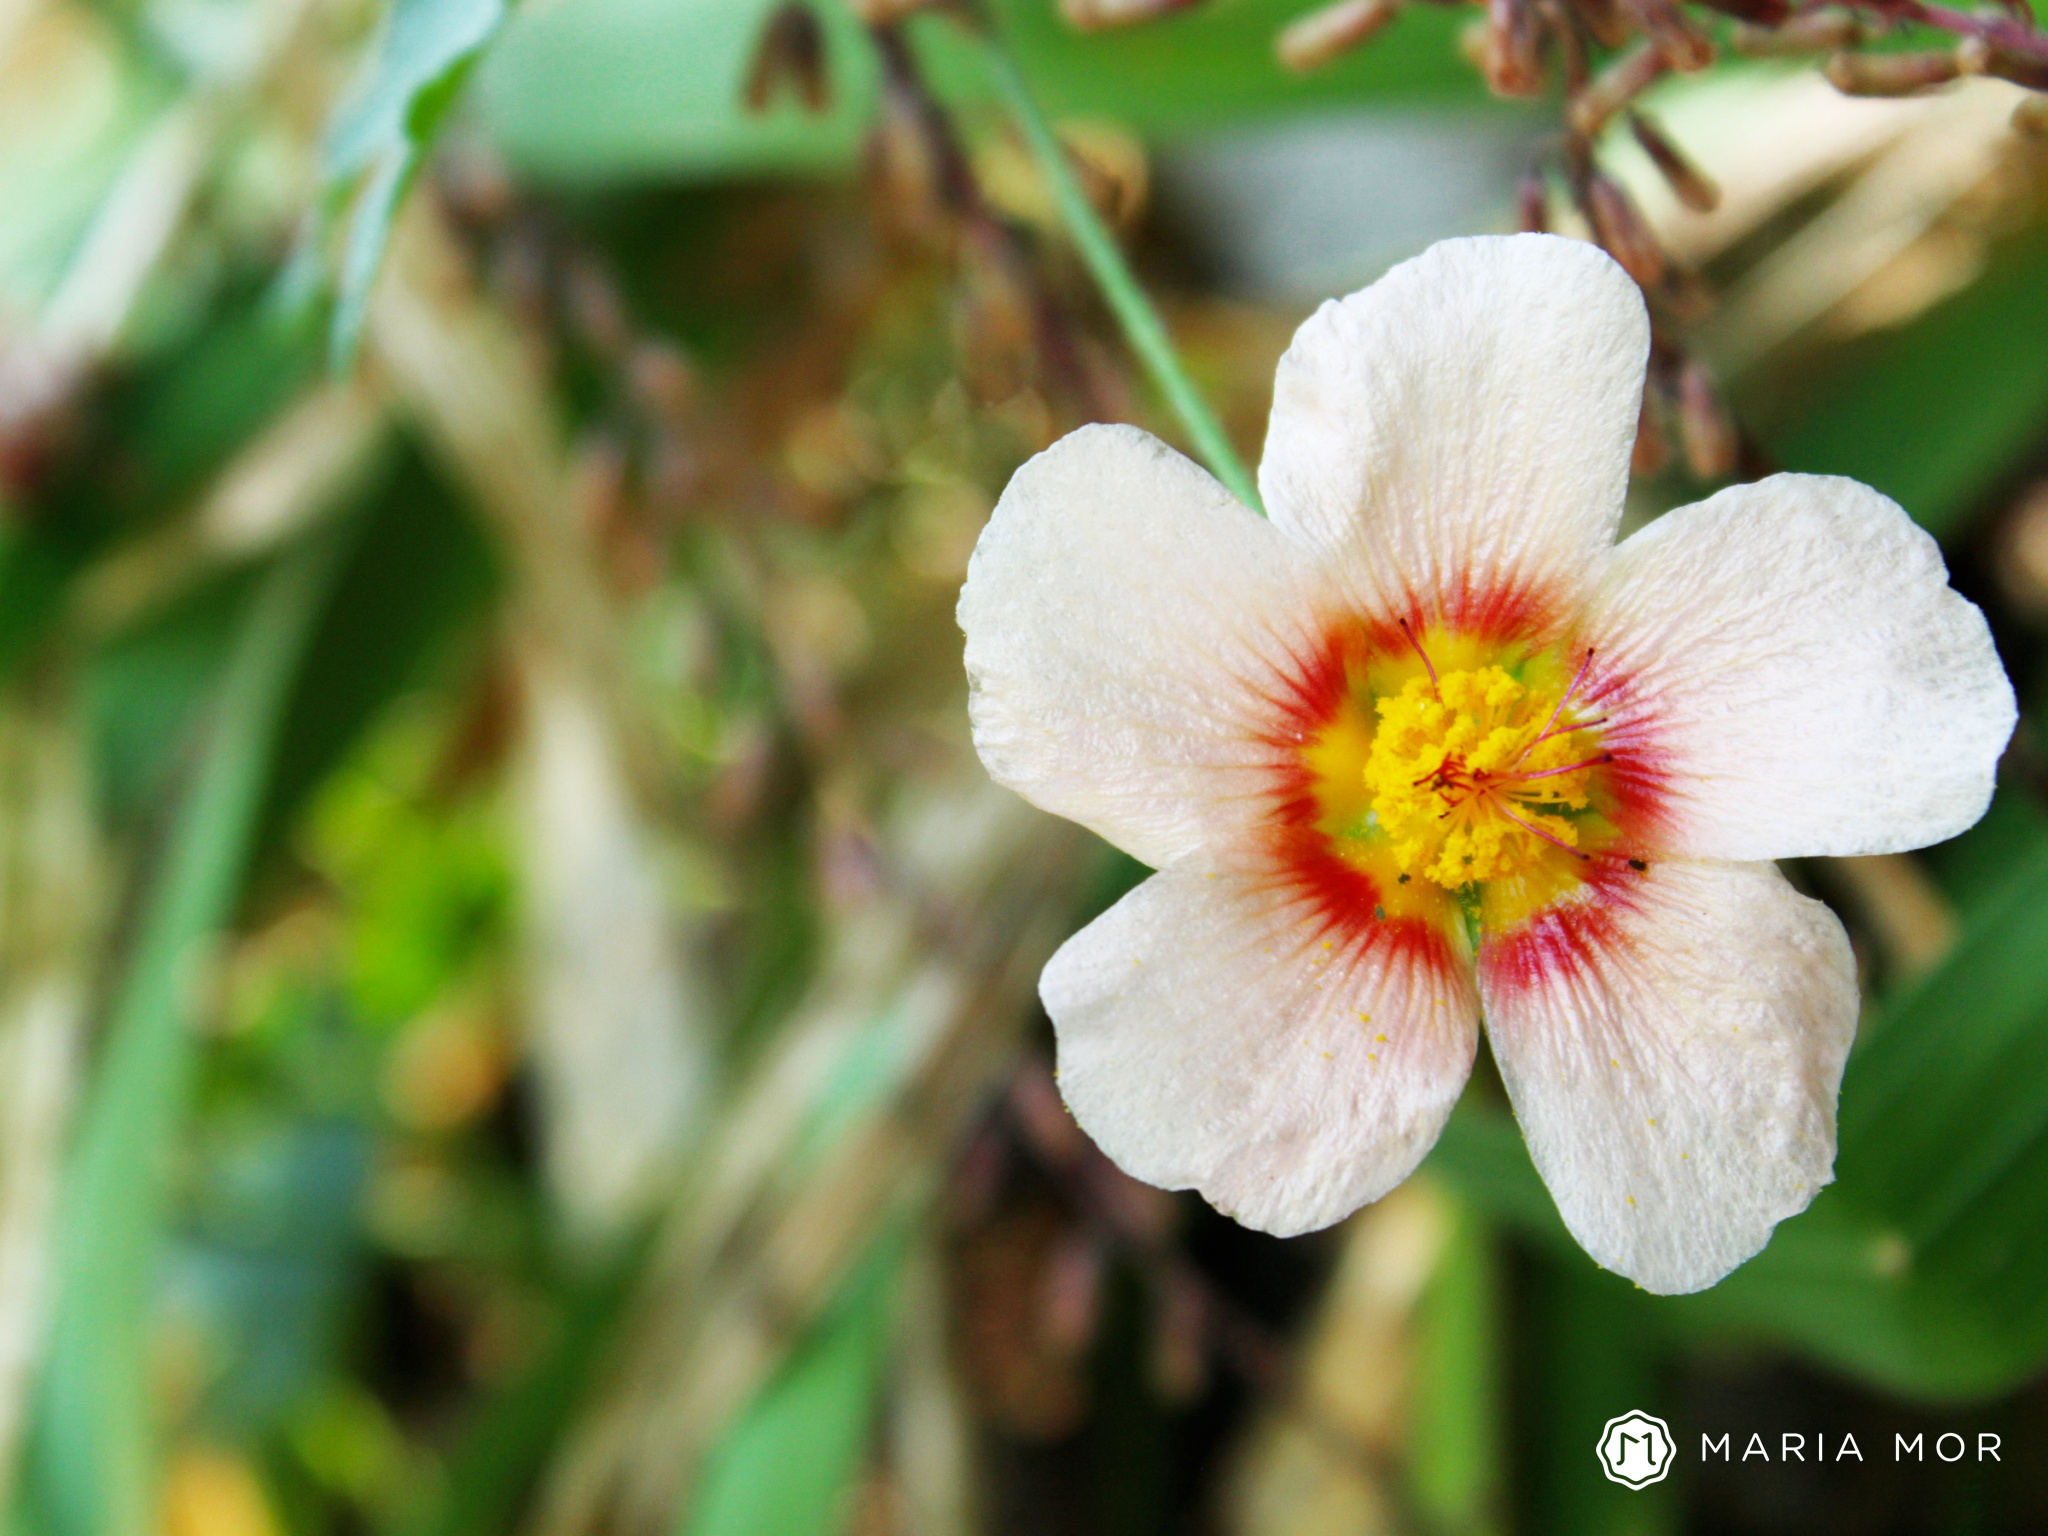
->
1362 656 1606 890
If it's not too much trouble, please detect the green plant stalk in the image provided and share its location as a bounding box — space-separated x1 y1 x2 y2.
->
974 25 1262 511
1410 1189 1503 1535
31 535 344 1536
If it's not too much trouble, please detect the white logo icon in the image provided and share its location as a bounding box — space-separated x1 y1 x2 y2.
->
1597 1410 1675 1488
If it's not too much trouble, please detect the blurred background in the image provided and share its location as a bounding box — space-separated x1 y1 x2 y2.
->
3 0 2048 1532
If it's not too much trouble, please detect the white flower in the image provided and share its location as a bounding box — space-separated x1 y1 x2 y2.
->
957 234 2017 1294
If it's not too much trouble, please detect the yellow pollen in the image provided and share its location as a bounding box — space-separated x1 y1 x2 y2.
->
1362 665 1601 889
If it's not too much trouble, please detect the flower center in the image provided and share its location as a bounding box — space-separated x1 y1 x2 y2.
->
1362 663 1606 889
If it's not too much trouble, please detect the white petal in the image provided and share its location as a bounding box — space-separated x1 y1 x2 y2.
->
1258 234 1647 632
959 422 1328 868
1584 473 2015 859
1043 855 1478 1237
1478 859 1858 1294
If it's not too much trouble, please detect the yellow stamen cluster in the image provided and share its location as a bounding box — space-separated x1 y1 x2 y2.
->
1362 666 1597 889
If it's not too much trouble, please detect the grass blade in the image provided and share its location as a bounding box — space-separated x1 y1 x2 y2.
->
968 18 1262 510
29 534 346 1536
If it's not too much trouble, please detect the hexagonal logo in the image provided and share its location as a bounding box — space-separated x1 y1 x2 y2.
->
1597 1410 1675 1488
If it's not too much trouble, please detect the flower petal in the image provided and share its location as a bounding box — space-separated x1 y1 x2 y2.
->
1258 233 1648 634
1479 859 1858 1294
1043 854 1478 1237
1584 473 2016 859
960 422 1328 868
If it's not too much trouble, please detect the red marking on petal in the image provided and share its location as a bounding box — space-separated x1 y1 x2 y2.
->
1258 825 1459 966
1226 576 1688 979
1578 659 1682 847
1250 613 1384 831
1399 576 1574 647
1480 859 1648 996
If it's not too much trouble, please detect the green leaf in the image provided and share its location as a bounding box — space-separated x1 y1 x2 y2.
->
1426 1102 1561 1240
1409 1192 1504 1535
1821 833 2048 1386
1516 1256 1674 1536
86 571 249 829
1840 844 2048 1238
680 1234 904 1536
320 0 511 362
967 0 1490 134
28 534 347 1536
474 0 1495 186
256 443 495 858
1924 785 2048 920
1436 1106 2048 1400
1755 219 2048 541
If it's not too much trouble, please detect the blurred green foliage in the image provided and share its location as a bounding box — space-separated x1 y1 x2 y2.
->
2 2 2048 1536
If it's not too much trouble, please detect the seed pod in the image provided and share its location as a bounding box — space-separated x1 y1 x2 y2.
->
1276 0 1403 73
866 83 948 240
1568 41 1666 138
1660 263 1716 327
627 340 700 425
1957 35 2048 90
563 259 629 359
1629 110 1720 212
1010 1064 1087 1168
743 2 829 114
1731 7 1861 53
1039 1231 1105 1357
1585 173 1666 289
1994 480 2048 618
437 143 516 229
955 233 1039 405
1483 0 1547 96
1060 0 1202 27
1622 0 1715 69
1632 379 1671 477
1544 0 1590 92
1690 0 1788 24
1150 1271 1208 1404
1677 358 1737 480
1516 167 1550 233
1824 50 1962 96
1571 0 1631 51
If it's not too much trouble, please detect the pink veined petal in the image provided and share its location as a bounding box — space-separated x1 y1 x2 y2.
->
1479 858 1859 1295
1042 854 1479 1238
1583 473 2016 860
1258 233 1648 636
959 422 1331 869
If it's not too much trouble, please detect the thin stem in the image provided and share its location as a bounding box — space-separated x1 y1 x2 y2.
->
973 21 1262 511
